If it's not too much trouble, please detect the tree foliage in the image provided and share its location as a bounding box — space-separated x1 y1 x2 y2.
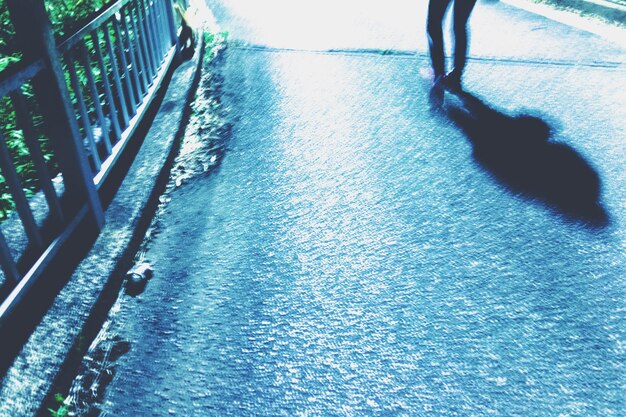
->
1 0 113 71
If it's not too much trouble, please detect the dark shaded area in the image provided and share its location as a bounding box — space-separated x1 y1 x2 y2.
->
53 335 131 417
444 91 608 227
179 23 196 61
31 43 207 417
0 215 101 376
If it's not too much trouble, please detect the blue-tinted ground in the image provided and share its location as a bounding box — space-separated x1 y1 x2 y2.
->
89 1 625 415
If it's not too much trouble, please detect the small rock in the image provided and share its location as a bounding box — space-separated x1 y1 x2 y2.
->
126 263 153 295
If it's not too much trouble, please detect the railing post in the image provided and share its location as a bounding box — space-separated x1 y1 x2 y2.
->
0 232 20 284
163 0 181 55
6 0 105 229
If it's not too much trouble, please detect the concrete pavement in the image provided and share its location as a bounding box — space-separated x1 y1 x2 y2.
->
70 1 625 415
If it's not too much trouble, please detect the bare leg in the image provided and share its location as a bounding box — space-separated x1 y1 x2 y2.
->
427 0 453 79
450 0 478 81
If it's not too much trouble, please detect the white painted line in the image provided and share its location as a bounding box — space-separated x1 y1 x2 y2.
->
585 0 626 13
502 0 626 49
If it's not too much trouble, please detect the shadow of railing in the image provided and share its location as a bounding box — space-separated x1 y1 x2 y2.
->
444 91 608 228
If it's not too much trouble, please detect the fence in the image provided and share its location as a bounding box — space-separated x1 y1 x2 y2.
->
0 0 180 322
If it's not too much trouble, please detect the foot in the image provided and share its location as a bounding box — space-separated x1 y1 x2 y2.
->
429 75 444 109
442 72 463 93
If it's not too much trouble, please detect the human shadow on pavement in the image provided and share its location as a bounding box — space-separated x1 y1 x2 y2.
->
443 91 608 227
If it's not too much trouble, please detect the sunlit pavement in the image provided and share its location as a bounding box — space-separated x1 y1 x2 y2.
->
96 1 626 415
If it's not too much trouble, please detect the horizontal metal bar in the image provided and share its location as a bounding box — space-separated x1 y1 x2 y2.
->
0 59 45 98
0 204 88 324
58 0 134 53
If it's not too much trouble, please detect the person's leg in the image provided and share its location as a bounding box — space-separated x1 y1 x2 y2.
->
449 0 478 83
427 0 453 79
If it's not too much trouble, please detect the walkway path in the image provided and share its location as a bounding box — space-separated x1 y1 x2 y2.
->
89 1 625 415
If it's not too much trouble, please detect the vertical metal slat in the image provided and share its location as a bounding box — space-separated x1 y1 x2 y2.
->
0 131 44 249
112 17 139 110
123 6 149 94
148 0 164 70
10 91 64 224
91 30 122 143
131 1 154 80
78 41 113 155
163 0 181 53
137 1 159 76
103 20 130 128
132 1 155 83
150 0 166 57
67 53 102 171
0 230 20 284
119 9 144 102
150 0 167 64
156 0 172 52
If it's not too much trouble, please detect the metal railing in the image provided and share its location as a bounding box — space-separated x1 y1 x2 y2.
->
0 0 180 322
59 0 179 186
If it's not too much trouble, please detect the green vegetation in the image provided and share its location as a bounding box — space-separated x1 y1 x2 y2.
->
1 1 114 71
0 1 18 72
0 94 43 221
48 393 70 417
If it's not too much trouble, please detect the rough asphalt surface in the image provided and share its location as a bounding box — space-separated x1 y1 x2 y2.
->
86 0 625 415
